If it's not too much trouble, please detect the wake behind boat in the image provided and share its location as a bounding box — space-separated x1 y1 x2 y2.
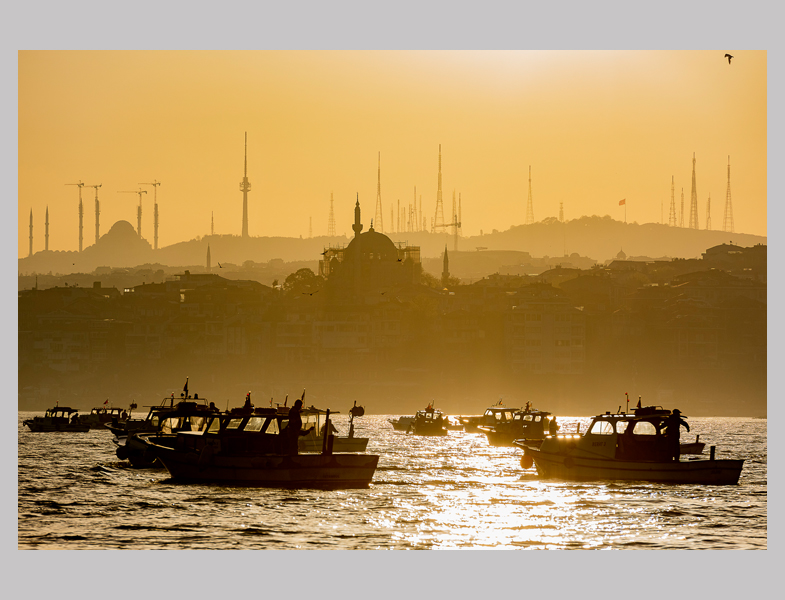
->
516 406 743 485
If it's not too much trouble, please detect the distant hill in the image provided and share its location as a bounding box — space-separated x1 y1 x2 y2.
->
19 215 765 276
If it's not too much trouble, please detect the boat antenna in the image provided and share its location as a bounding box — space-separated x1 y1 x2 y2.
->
625 392 629 413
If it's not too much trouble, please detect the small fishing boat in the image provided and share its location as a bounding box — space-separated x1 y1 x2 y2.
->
23 406 90 432
298 405 369 453
388 416 414 431
142 408 379 488
408 406 449 436
515 406 743 485
480 405 556 447
79 405 128 430
459 401 520 433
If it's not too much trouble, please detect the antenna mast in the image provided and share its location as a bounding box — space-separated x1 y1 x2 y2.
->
433 144 445 232
706 194 712 230
28 209 33 257
688 153 699 229
45 206 49 251
723 156 734 233
525 166 534 225
668 176 677 226
328 192 336 237
240 132 251 238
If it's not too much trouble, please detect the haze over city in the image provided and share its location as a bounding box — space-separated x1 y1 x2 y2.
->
18 50 766 258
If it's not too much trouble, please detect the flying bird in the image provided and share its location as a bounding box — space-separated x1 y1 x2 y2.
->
725 53 734 64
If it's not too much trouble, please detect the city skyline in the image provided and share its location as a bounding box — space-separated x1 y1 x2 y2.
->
18 51 767 258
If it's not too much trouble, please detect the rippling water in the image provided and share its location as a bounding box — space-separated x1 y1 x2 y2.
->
17 412 766 550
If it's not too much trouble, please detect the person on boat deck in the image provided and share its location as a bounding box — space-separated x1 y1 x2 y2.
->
243 392 253 411
663 409 690 461
320 421 338 437
549 417 559 436
285 399 314 454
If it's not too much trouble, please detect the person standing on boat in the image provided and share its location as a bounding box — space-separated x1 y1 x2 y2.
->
285 399 314 455
663 409 690 461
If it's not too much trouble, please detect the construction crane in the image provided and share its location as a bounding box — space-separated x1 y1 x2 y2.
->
118 189 147 238
87 184 102 244
434 216 461 252
66 181 85 251
139 180 161 249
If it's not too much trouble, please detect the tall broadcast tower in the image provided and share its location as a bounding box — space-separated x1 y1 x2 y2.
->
668 176 677 226
688 153 699 229
240 132 251 238
525 166 534 225
328 192 336 237
374 152 384 233
45 206 49 251
706 194 712 230
28 209 33 257
723 156 735 233
680 188 685 227
433 144 445 232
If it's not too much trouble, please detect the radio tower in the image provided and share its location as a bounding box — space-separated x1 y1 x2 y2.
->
688 153 699 229
28 209 33 257
211 211 214 236
458 193 462 236
723 156 734 233
140 181 160 249
525 166 534 225
705 194 712 230
680 188 685 227
66 181 85 251
327 192 336 237
451 190 457 229
309 217 312 238
240 132 251 238
374 152 384 233
413 186 417 232
45 206 49 251
433 144 445 232
88 184 102 244
668 176 677 226
559 201 564 223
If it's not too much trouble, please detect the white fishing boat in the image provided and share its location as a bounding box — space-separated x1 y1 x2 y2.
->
298 405 369 453
459 402 520 433
388 416 414 431
515 406 743 485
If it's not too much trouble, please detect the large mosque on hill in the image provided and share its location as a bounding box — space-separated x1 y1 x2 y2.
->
319 197 421 292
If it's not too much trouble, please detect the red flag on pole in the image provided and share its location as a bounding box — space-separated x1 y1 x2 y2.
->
103 399 109 405
619 199 626 206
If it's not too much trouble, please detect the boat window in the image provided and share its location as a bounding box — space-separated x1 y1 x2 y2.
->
505 412 513 420
534 416 541 422
160 417 181 434
513 414 522 421
245 417 265 432
616 420 629 434
265 418 282 434
589 420 614 435
523 415 533 421
226 418 244 430
150 416 159 428
631 421 658 436
207 418 221 433
190 416 207 431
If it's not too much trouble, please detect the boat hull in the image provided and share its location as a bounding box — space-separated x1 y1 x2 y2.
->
388 418 413 431
527 448 743 485
23 420 90 433
299 436 369 453
150 443 380 489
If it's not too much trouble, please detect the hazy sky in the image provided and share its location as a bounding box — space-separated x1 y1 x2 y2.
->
18 50 766 258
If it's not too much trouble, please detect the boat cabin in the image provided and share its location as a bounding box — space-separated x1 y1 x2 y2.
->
579 409 674 461
174 408 294 455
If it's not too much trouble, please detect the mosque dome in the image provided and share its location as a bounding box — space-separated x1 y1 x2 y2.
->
344 227 399 262
616 248 627 260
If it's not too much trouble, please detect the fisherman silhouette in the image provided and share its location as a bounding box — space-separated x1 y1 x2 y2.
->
243 392 253 411
663 409 690 461
285 399 314 455
549 417 559 436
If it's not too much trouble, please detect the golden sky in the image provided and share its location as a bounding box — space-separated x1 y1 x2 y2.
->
18 50 766 257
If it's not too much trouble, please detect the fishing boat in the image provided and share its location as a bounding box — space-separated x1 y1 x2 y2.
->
298 405 369 453
515 406 743 485
459 401 520 433
23 406 90 432
388 416 414 431
408 406 449 436
480 406 557 447
141 407 379 488
79 405 128 430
